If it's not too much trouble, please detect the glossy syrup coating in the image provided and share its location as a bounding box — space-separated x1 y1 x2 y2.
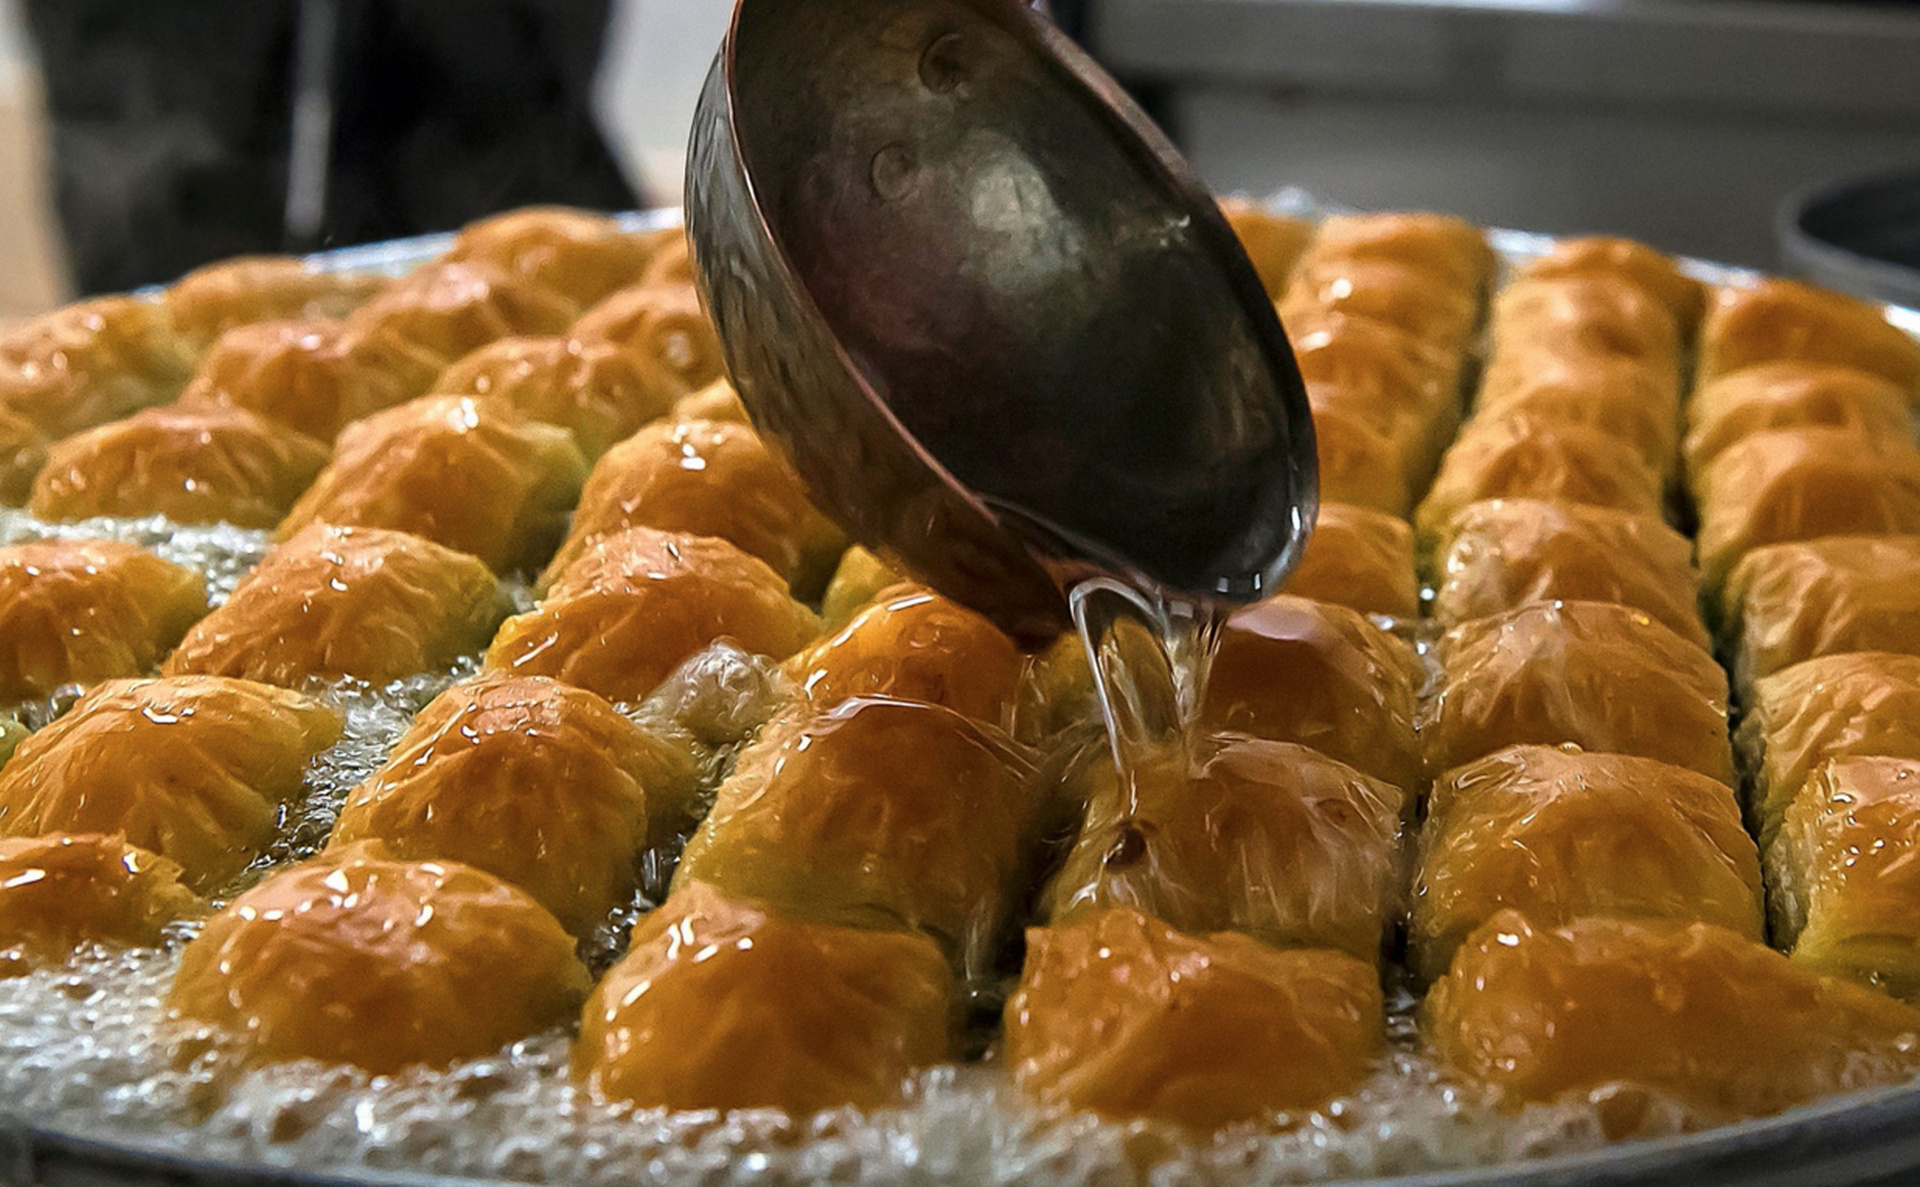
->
345 260 579 367
0 538 207 701
676 697 1036 971
1307 403 1416 519
165 257 388 350
1216 198 1313 298
166 524 507 687
29 405 330 528
1479 348 1680 422
430 336 677 458
818 545 907 630
1468 365 1679 476
0 405 45 504
786 585 1025 728
1424 600 1734 786
1684 361 1915 477
444 207 651 307
542 418 846 598
1283 502 1419 619
1489 274 1684 367
276 395 588 573
1417 416 1666 540
1431 499 1708 649
0 297 196 440
1699 279 1920 395
670 377 751 425
1047 736 1405 963
1737 652 1920 849
1279 256 1480 349
178 319 438 442
1289 311 1458 437
1411 745 1762 983
170 841 588 1074
489 526 820 704
1304 212 1495 293
1424 911 1920 1124
0 677 342 891
1005 908 1384 1130
1516 235 1706 328
1772 756 1920 1001
329 675 701 934
576 880 951 1113
570 283 725 398
1197 595 1422 796
1723 536 1920 694
0 833 204 975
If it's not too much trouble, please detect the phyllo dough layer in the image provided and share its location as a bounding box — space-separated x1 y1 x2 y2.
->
0 833 203 975
1699 279 1920 395
1721 536 1920 693
0 538 207 701
430 336 676 459
1283 502 1419 619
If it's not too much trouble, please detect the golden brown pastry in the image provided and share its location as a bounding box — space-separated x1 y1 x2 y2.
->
1694 428 1920 587
0 406 44 504
431 335 675 458
1290 311 1458 435
1699 279 1920 395
0 297 195 439
1217 197 1313 298
1411 745 1762 983
346 260 578 367
0 834 203 976
0 677 342 891
637 230 696 289
570 283 725 397
165 524 506 687
178 319 436 442
488 526 819 704
1303 212 1495 293
576 879 950 1112
1516 235 1705 328
1478 348 1681 423
818 545 907 630
1048 735 1404 962
1283 501 1419 619
275 395 587 573
1490 274 1683 366
1424 600 1733 785
1684 362 1914 477
1737 652 1920 848
1198 595 1422 795
1468 367 1679 475
1431 498 1707 649
1005 908 1383 1129
29 405 329 528
165 256 387 349
1279 256 1479 349
543 418 845 597
786 585 1025 727
1772 755 1920 1001
671 377 751 424
1417 416 1666 540
444 207 650 307
329 675 701 934
1722 535 1920 693
0 539 207 701
675 697 1035 970
1309 402 1417 519
1424 911 1920 1122
170 841 588 1073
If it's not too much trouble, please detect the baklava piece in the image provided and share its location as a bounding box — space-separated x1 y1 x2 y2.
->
166 524 507 687
0 539 207 701
1431 499 1706 649
1197 595 1422 796
1693 428 1920 586
1291 312 1458 452
1772 756 1920 1001
1684 362 1914 477
170 841 588 1073
0 834 203 976
1489 274 1683 367
576 880 950 1112
0 406 46 504
1423 600 1734 785
1411 746 1762 982
1722 536 1920 693
1425 911 1920 1123
346 260 578 368
1737 652 1920 848
1478 349 1680 424
543 418 845 597
1304 212 1495 294
1417 417 1666 540
571 283 725 397
276 395 587 573
671 377 751 424
637 229 696 289
1467 365 1679 476
29 405 329 528
179 319 434 441
1048 735 1404 962
1516 235 1705 328
676 697 1035 971
1216 198 1312 298
1283 502 1418 619
0 297 195 439
165 256 387 349
488 526 819 704
1279 256 1479 349
0 677 342 891
431 335 676 458
1005 908 1383 1129
445 207 651 307
1699 279 1920 395
818 545 907 630
1309 404 1416 519
786 585 1025 727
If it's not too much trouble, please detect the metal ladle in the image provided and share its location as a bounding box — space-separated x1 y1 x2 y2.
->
685 0 1316 645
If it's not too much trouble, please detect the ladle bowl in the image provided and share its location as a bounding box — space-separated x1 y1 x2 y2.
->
685 0 1316 644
